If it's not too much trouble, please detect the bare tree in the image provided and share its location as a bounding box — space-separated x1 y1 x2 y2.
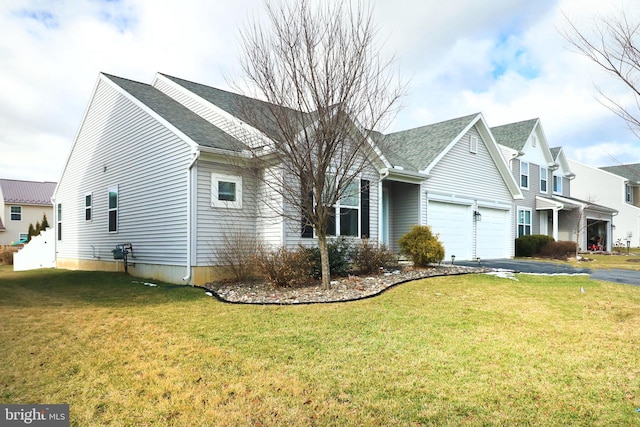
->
561 8 640 136
233 0 404 289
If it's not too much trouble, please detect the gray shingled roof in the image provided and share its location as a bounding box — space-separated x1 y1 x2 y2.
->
491 118 538 151
380 113 479 171
159 74 310 143
0 179 56 205
104 74 247 152
601 163 640 183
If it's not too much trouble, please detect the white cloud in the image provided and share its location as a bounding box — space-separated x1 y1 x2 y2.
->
0 0 639 183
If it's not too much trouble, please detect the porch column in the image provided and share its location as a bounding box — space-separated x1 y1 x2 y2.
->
552 208 559 241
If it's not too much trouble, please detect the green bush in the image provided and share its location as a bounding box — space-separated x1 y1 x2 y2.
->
255 245 315 287
351 239 398 274
398 225 445 267
515 234 555 257
539 240 578 259
306 237 353 278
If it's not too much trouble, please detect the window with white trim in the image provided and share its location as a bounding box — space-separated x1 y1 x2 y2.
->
211 173 243 209
540 167 548 193
520 161 529 189
57 203 62 241
469 135 478 153
327 179 360 237
18 233 28 241
553 175 562 194
517 208 532 237
10 206 22 221
108 186 118 232
626 184 633 203
85 193 92 221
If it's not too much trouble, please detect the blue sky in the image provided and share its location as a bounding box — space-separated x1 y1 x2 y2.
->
1 0 638 182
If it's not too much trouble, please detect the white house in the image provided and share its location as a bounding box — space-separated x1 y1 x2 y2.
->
54 73 525 285
569 160 640 248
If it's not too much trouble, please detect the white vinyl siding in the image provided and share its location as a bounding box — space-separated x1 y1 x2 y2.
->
54 78 191 265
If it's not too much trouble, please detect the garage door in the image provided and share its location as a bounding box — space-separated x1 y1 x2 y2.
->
476 207 510 259
428 201 472 260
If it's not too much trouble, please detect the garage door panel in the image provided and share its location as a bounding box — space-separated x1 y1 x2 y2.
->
429 201 472 260
477 208 510 259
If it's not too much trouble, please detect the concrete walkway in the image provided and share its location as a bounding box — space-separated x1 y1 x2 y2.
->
453 259 640 286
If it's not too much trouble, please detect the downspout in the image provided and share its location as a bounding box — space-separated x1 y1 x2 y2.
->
183 150 200 284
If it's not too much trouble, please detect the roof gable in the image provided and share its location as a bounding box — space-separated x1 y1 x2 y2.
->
492 118 555 167
382 113 479 172
0 179 56 205
550 146 574 178
103 74 247 153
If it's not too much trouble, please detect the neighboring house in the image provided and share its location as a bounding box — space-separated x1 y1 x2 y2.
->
570 161 640 247
0 179 56 245
491 119 617 252
54 73 525 285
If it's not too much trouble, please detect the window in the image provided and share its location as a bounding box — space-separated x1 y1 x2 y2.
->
211 173 242 209
10 206 21 221
517 209 532 237
85 193 92 221
469 135 478 153
337 180 359 237
57 203 62 241
553 175 562 194
540 167 548 193
19 233 28 241
520 161 529 189
626 184 633 203
108 186 118 232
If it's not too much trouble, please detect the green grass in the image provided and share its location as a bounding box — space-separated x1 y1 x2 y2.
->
571 252 640 271
1 266 639 426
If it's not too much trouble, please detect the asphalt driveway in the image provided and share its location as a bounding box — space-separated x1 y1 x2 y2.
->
453 259 640 286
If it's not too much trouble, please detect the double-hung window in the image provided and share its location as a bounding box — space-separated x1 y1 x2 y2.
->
626 184 633 203
211 173 243 209
10 206 21 221
540 167 548 193
517 209 532 237
326 178 360 237
57 203 62 241
108 186 118 232
520 162 529 189
553 175 562 194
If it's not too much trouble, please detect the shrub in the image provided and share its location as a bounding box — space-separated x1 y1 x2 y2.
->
539 240 578 259
255 245 315 287
351 239 398 274
515 234 555 257
398 225 445 267
211 231 260 282
0 246 19 265
306 237 353 278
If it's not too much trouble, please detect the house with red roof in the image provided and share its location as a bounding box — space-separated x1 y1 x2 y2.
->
0 179 56 245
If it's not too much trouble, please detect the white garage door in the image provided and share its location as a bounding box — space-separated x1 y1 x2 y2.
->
476 207 510 259
428 201 472 260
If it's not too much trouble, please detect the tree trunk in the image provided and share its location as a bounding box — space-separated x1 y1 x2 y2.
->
317 233 331 290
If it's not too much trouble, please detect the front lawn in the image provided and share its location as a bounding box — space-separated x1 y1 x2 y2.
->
572 252 640 271
1 267 639 426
